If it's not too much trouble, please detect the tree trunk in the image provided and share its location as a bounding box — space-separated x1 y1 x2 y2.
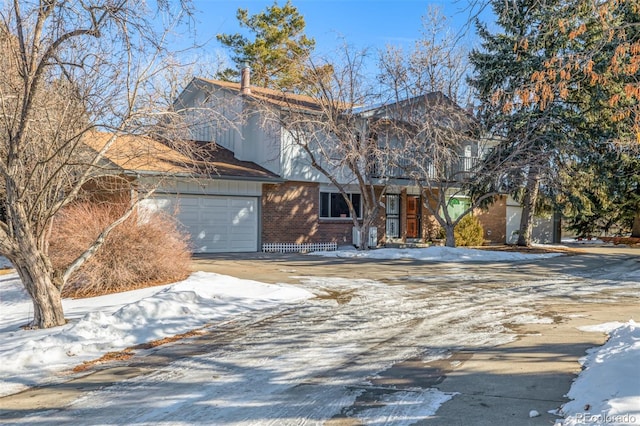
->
357 223 370 251
12 252 65 329
517 169 540 247
444 224 456 247
632 210 640 238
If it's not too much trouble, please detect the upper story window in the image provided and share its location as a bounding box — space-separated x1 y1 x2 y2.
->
320 192 361 219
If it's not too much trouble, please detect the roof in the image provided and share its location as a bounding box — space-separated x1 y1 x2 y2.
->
83 131 195 175
192 141 281 181
193 77 352 112
83 131 281 182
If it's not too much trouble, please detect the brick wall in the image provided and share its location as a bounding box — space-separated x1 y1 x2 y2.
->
475 195 507 244
262 181 508 246
262 181 321 244
262 181 386 246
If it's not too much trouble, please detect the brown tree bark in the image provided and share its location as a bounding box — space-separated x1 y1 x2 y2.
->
12 247 65 329
632 210 640 238
517 169 540 247
15 265 65 329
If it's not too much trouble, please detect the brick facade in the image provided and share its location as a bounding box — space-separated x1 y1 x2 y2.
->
263 181 509 246
262 181 386 246
475 195 507 244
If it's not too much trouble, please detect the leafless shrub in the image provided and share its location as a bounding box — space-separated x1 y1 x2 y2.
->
50 203 191 298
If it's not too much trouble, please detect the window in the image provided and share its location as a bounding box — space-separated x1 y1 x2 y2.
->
320 192 361 218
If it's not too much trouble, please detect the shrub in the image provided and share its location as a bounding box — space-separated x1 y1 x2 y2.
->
50 202 192 298
454 215 485 247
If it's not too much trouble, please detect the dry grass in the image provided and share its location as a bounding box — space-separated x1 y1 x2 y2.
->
71 327 207 372
50 202 192 298
72 349 136 372
131 328 206 350
601 236 640 246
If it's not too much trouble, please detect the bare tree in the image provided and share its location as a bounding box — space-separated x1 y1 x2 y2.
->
381 92 503 247
0 0 200 328
256 46 392 250
376 7 501 247
378 7 473 107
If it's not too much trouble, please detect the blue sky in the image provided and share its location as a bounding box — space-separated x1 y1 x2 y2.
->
187 0 493 57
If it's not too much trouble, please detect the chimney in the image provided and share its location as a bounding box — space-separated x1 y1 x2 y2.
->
240 63 251 95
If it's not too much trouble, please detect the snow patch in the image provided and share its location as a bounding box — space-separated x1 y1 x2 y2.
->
0 272 313 396
559 321 640 426
352 388 458 425
309 246 563 262
0 256 12 269
561 238 607 245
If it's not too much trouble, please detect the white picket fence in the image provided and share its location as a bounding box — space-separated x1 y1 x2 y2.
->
262 242 337 253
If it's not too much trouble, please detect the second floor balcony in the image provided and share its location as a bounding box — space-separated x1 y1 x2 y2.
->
371 155 479 182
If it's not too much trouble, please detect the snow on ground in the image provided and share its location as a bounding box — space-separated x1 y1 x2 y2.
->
352 389 458 425
0 246 638 426
557 321 640 426
0 271 313 397
561 237 607 245
309 246 564 261
0 256 11 269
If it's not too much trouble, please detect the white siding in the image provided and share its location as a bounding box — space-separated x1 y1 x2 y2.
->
506 196 555 244
237 111 281 175
280 130 356 183
147 178 262 197
177 83 283 175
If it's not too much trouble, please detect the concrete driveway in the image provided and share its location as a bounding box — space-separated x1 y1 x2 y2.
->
1 245 638 425
190 245 639 425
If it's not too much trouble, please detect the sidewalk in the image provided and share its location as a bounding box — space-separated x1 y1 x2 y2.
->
423 301 638 425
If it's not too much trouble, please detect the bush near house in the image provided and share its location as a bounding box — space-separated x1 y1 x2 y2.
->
454 215 485 247
50 202 191 298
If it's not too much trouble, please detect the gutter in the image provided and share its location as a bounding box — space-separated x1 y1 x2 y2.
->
124 169 285 184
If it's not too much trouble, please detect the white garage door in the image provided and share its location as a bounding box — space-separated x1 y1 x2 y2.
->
150 195 259 253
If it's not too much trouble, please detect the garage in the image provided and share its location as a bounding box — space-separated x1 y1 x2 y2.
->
147 194 259 253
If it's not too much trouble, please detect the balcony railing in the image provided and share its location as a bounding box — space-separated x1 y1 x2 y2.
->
371 156 479 181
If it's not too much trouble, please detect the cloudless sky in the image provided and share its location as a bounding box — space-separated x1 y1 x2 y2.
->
186 0 494 60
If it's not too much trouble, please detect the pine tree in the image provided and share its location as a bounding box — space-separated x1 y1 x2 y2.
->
541 1 640 237
469 0 577 246
563 144 640 237
216 0 316 91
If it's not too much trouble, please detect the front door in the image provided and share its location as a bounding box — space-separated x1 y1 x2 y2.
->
406 195 420 238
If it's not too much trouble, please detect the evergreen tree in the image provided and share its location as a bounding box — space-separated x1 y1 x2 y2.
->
469 0 577 246
541 1 640 237
562 146 640 237
216 0 316 91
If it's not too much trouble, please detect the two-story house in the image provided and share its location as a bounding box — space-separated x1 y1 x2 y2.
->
162 67 504 252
